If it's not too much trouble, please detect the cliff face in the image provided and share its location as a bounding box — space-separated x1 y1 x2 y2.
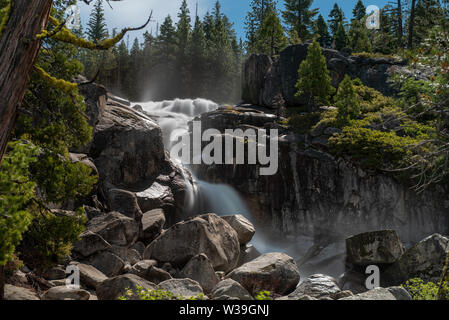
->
190 107 449 274
242 44 407 109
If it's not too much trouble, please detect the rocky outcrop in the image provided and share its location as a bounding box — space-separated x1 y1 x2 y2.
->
211 279 253 300
96 274 157 300
180 254 220 293
288 274 341 299
340 287 412 300
4 285 40 300
86 212 139 247
41 286 91 300
222 215 256 245
226 252 300 295
242 44 407 108
75 263 108 289
158 278 204 299
140 209 166 244
144 213 240 272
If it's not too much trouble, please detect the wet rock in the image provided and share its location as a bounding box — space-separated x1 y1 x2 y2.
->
144 214 240 272
158 278 204 299
288 274 341 299
86 212 138 247
42 286 91 300
211 279 253 300
346 230 404 265
180 254 220 293
96 274 157 300
222 215 256 245
226 252 300 295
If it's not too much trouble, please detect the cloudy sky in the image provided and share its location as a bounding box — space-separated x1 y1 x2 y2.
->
78 0 390 42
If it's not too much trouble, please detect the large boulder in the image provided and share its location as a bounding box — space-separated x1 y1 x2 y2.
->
87 251 125 277
42 286 91 300
130 261 172 284
288 274 341 299
86 212 138 247
340 287 412 300
180 254 220 293
136 182 174 213
96 274 157 300
346 230 404 265
72 230 111 258
140 209 166 243
222 215 256 245
237 244 261 267
89 102 166 188
108 245 142 265
211 279 253 300
144 214 240 272
158 278 204 299
382 234 449 286
106 189 142 220
4 285 39 300
76 263 108 289
226 252 300 295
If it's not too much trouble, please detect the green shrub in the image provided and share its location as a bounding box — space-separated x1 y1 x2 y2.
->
119 287 206 300
353 82 396 113
352 52 397 60
254 290 273 300
287 112 321 134
402 278 449 300
335 75 360 124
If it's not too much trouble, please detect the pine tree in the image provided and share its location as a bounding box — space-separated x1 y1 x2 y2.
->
335 75 360 123
188 16 208 97
282 0 318 41
295 40 334 106
328 3 345 36
86 0 108 43
176 0 192 97
315 14 331 48
334 22 348 50
353 0 366 20
257 10 288 56
244 0 277 54
348 19 372 52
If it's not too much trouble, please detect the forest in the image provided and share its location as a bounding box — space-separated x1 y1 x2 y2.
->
0 0 448 304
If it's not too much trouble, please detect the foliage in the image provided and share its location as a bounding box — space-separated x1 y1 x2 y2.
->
295 40 335 106
315 14 331 48
328 3 345 36
334 22 348 51
353 80 396 113
0 141 38 266
282 0 318 41
254 290 273 300
402 278 449 300
119 287 206 301
86 0 108 43
244 0 276 54
20 208 86 270
256 10 288 56
0 0 11 38
352 0 366 21
287 112 321 134
348 19 372 53
335 75 360 124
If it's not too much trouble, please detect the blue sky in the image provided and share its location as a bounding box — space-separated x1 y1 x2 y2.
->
78 0 390 42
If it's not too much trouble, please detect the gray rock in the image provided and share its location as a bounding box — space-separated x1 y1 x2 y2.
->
346 230 404 265
288 274 340 299
340 287 412 300
136 182 174 213
88 251 125 277
76 263 108 289
211 279 253 300
4 285 39 300
41 266 66 281
131 241 146 257
222 215 256 245
338 269 369 294
382 233 449 286
72 231 111 258
180 254 220 293
42 286 91 300
141 209 166 243
106 189 143 220
226 252 300 295
87 212 138 247
158 278 204 299
144 214 240 272
108 245 142 265
96 274 157 300
130 261 172 284
330 290 354 300
237 244 261 267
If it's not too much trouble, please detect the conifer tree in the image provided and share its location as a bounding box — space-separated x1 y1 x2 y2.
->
328 3 345 35
335 75 360 123
352 0 366 20
244 0 277 53
348 19 372 52
86 0 108 43
295 40 334 106
315 14 331 48
334 22 348 50
282 0 318 41
257 10 288 56
188 16 208 97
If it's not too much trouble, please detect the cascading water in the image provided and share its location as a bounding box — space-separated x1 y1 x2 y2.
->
134 98 285 255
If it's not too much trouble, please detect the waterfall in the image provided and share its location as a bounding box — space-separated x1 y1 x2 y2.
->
134 98 285 255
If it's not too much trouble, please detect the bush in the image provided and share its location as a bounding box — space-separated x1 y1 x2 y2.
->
335 75 360 124
287 112 321 134
119 287 206 300
254 291 273 300
353 82 396 113
402 278 449 300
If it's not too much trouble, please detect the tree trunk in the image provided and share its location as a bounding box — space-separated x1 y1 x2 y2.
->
408 0 416 49
0 0 53 165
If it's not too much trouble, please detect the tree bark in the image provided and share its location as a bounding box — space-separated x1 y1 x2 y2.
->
408 0 416 49
0 0 53 165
